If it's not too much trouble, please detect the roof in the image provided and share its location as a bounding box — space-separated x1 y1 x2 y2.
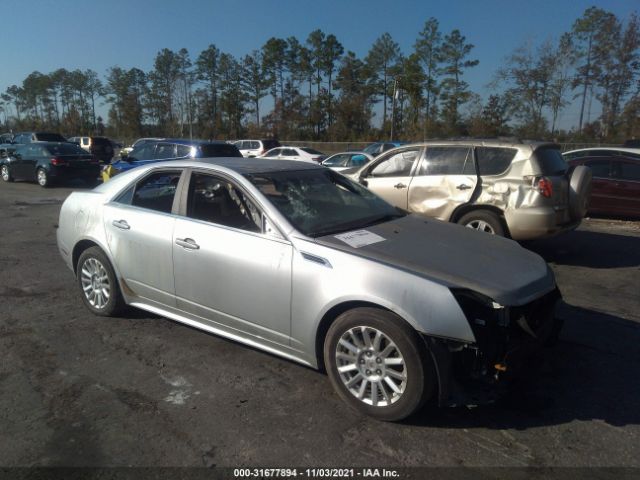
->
158 138 230 146
192 157 323 174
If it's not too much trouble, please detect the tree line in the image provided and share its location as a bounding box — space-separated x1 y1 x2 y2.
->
0 7 638 143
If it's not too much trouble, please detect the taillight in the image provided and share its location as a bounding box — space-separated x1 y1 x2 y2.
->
51 157 67 166
534 176 553 198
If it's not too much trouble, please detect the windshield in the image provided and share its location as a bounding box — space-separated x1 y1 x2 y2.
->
363 143 381 154
245 168 404 237
534 147 568 175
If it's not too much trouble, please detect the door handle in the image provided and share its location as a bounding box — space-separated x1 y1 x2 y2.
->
175 238 200 250
112 219 130 230
456 184 472 190
394 183 407 189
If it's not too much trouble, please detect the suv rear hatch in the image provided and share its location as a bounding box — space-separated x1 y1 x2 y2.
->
530 146 571 223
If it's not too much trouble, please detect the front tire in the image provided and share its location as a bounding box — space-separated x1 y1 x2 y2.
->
458 210 505 236
324 308 435 421
1 164 13 182
77 247 125 316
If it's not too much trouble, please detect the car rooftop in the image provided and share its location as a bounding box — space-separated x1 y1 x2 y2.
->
141 157 324 175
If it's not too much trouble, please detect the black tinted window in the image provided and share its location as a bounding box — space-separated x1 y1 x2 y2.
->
35 133 66 142
129 171 182 213
533 147 568 175
585 160 611 178
187 173 261 232
419 146 471 175
45 144 88 155
615 162 640 182
200 144 242 157
262 140 280 150
154 143 176 159
476 147 517 175
369 148 420 177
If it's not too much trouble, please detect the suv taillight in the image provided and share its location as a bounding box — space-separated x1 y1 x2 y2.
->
526 176 553 198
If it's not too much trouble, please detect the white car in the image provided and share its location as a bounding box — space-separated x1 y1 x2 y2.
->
231 139 281 157
322 151 374 172
259 146 326 163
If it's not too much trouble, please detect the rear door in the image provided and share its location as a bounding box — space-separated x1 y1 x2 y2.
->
103 169 184 306
360 146 423 210
407 145 476 221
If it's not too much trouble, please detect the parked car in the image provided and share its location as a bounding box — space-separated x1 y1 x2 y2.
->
10 131 68 144
322 151 374 172
102 138 242 181
0 134 16 159
259 146 326 163
563 147 640 218
1 142 99 187
363 141 408 157
232 139 281 157
120 137 164 157
57 157 562 421
68 136 115 164
350 140 592 240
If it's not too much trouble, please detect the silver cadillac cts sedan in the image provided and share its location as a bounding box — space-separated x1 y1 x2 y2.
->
57 158 561 421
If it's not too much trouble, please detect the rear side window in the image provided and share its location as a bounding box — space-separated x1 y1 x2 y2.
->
419 146 472 175
533 147 568 175
154 143 176 159
120 171 182 214
476 147 517 175
584 160 611 178
200 144 242 157
301 147 323 155
45 144 88 155
614 162 640 182
35 133 67 142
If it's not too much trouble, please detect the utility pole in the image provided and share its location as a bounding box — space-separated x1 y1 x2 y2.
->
390 77 398 141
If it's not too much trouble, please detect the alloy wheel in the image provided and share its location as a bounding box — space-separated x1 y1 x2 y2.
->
80 257 111 309
335 326 407 407
37 169 48 186
1 166 9 181
465 219 495 234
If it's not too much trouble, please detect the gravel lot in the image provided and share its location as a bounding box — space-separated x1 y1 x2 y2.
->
0 179 639 468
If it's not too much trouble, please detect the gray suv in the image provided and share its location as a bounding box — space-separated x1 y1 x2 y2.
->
352 140 592 240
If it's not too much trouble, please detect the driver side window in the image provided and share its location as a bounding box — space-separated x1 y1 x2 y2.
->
369 148 421 177
186 173 262 233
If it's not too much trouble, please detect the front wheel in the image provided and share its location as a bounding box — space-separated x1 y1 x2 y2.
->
1 164 13 182
457 210 505 236
324 308 435 421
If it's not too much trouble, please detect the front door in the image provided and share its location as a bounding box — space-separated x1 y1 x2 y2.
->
360 147 423 210
172 171 292 345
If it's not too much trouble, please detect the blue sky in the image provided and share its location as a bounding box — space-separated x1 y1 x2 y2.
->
2 0 638 130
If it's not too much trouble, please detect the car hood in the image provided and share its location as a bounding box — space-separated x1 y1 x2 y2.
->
314 215 555 306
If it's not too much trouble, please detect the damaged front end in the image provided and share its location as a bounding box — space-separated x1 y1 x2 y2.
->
428 287 562 407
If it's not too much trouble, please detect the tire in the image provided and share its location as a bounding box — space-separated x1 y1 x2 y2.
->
324 307 436 421
1 164 13 182
568 165 592 220
36 168 50 188
76 247 126 317
457 210 505 236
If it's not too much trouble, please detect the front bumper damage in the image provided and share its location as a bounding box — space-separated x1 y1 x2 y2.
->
426 287 562 407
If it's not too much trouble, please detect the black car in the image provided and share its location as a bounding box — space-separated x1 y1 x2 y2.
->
1 142 100 187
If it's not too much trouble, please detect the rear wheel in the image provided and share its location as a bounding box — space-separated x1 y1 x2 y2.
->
458 210 505 236
1 165 13 182
36 168 50 187
77 247 125 316
324 308 435 421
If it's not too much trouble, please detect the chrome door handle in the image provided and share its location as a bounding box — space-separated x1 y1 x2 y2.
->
175 238 200 250
394 183 407 189
456 184 472 190
112 219 130 230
